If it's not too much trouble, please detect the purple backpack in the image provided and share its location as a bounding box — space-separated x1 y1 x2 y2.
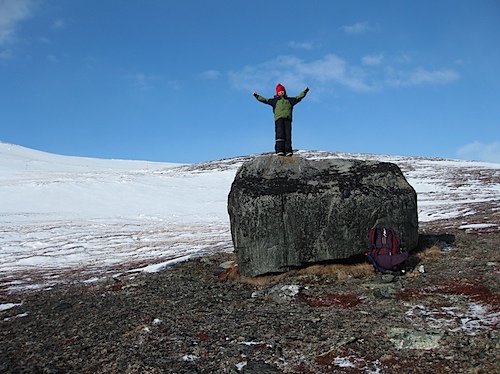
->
366 227 409 274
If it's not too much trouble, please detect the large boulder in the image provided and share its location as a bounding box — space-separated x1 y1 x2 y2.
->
227 155 418 277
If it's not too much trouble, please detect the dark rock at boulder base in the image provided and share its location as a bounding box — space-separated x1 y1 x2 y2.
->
227 155 418 277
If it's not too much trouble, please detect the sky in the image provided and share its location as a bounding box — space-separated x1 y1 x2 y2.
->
1 0 499 164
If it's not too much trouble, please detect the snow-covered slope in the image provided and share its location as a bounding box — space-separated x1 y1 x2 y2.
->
1 142 499 292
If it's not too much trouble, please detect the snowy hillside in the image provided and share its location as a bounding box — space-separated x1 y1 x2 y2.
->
1 142 499 292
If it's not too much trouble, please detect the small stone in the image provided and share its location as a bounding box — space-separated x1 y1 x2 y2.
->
379 353 394 363
43 364 59 374
387 327 443 350
266 284 302 303
381 274 396 283
219 260 237 269
242 360 280 373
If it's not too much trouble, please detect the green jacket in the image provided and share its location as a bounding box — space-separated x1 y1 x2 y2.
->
254 89 308 121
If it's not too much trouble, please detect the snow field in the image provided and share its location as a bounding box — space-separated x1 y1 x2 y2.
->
1 144 499 292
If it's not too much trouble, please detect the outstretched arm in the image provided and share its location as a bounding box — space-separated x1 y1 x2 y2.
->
292 87 310 103
253 92 270 103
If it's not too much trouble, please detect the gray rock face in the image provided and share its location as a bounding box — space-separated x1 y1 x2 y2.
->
227 155 418 277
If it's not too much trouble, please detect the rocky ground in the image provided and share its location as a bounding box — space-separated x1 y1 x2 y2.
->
1 210 499 373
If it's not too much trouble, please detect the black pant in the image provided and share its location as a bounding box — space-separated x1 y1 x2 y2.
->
275 118 292 154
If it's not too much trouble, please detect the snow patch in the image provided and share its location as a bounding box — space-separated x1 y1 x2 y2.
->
0 302 22 311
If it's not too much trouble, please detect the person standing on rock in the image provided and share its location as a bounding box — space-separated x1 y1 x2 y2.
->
253 83 309 157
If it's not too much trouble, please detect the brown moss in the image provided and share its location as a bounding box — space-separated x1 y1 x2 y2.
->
399 279 500 311
415 244 443 260
218 262 374 285
298 293 362 308
299 263 374 279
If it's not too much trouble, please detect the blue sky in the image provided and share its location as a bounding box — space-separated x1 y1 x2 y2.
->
1 0 499 164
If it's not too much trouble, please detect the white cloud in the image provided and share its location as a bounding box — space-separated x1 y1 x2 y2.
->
457 141 500 164
229 53 459 94
199 70 221 80
288 41 314 50
126 73 163 91
52 19 65 30
385 67 459 86
0 47 12 59
229 54 374 93
297 54 373 92
341 22 376 35
408 68 459 85
46 54 57 63
167 80 181 90
394 53 412 64
0 0 34 46
362 53 384 66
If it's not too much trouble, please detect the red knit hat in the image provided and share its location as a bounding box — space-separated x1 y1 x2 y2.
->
276 83 286 95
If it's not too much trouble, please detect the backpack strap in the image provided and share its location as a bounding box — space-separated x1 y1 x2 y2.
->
392 229 399 254
370 227 385 256
369 228 376 251
381 228 388 249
